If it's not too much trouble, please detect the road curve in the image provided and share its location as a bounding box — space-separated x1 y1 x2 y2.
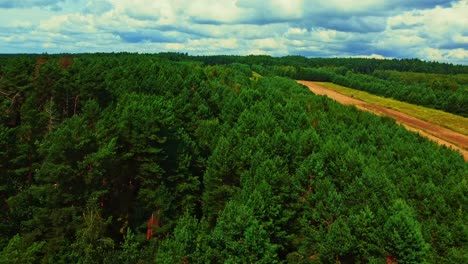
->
297 80 468 161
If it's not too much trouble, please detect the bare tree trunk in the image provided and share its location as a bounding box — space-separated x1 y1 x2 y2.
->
74 95 79 116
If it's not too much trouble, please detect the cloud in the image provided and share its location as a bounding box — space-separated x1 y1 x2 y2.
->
39 13 96 34
420 48 468 64
0 0 65 9
116 31 186 44
379 0 468 62
351 53 390 59
393 0 456 9
252 38 285 51
0 0 466 65
315 16 387 33
83 0 113 15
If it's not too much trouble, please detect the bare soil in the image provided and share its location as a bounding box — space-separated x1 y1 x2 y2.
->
297 80 468 161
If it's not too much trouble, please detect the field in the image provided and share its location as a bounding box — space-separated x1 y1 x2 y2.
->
314 82 468 136
298 81 468 161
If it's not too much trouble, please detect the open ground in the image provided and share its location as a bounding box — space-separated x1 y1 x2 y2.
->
297 80 468 161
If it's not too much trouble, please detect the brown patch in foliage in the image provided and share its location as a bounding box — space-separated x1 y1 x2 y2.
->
58 56 74 69
34 57 48 80
386 255 397 264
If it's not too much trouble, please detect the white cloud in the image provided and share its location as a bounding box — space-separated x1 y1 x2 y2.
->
39 13 96 34
289 40 305 47
376 0 468 62
446 48 468 60
84 0 113 14
0 0 65 9
252 38 284 50
187 38 239 50
287 27 307 35
246 49 268 55
8 20 33 28
351 53 390 59
187 0 244 24
0 0 466 64
374 29 426 49
165 43 185 50
419 47 468 63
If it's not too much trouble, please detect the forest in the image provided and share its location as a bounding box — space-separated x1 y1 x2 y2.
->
0 53 467 263
189 54 468 116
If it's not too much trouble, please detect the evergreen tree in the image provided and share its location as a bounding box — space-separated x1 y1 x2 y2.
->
384 200 429 263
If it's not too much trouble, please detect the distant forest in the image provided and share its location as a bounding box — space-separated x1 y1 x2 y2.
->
186 54 468 116
0 53 467 263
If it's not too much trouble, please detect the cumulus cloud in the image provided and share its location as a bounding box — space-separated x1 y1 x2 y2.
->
380 0 468 63
0 0 466 64
83 0 113 15
0 0 60 8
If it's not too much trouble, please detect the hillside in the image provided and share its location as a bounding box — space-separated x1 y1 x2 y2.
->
0 54 467 263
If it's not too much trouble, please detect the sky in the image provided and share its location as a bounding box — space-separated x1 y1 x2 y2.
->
0 0 467 65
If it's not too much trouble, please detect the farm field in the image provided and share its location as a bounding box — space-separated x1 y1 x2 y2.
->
298 81 468 160
313 82 468 136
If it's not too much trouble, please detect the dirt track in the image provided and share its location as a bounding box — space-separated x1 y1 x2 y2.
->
297 80 468 161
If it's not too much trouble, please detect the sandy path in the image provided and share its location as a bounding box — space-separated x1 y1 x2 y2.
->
297 80 468 161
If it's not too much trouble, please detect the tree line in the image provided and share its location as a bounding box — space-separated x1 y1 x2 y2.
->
151 53 468 116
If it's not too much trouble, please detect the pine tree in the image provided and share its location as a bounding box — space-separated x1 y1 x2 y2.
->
384 200 429 264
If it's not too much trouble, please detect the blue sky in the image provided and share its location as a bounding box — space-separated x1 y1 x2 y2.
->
0 0 467 64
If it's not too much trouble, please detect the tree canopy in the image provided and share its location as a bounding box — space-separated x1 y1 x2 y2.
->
0 53 467 263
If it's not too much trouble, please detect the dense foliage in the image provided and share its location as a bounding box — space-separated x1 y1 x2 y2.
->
294 68 467 116
183 54 468 116
0 54 467 263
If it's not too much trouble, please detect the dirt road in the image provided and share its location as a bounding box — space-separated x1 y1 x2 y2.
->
297 80 468 161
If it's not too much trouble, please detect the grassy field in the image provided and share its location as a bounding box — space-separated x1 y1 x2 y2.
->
316 82 468 135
